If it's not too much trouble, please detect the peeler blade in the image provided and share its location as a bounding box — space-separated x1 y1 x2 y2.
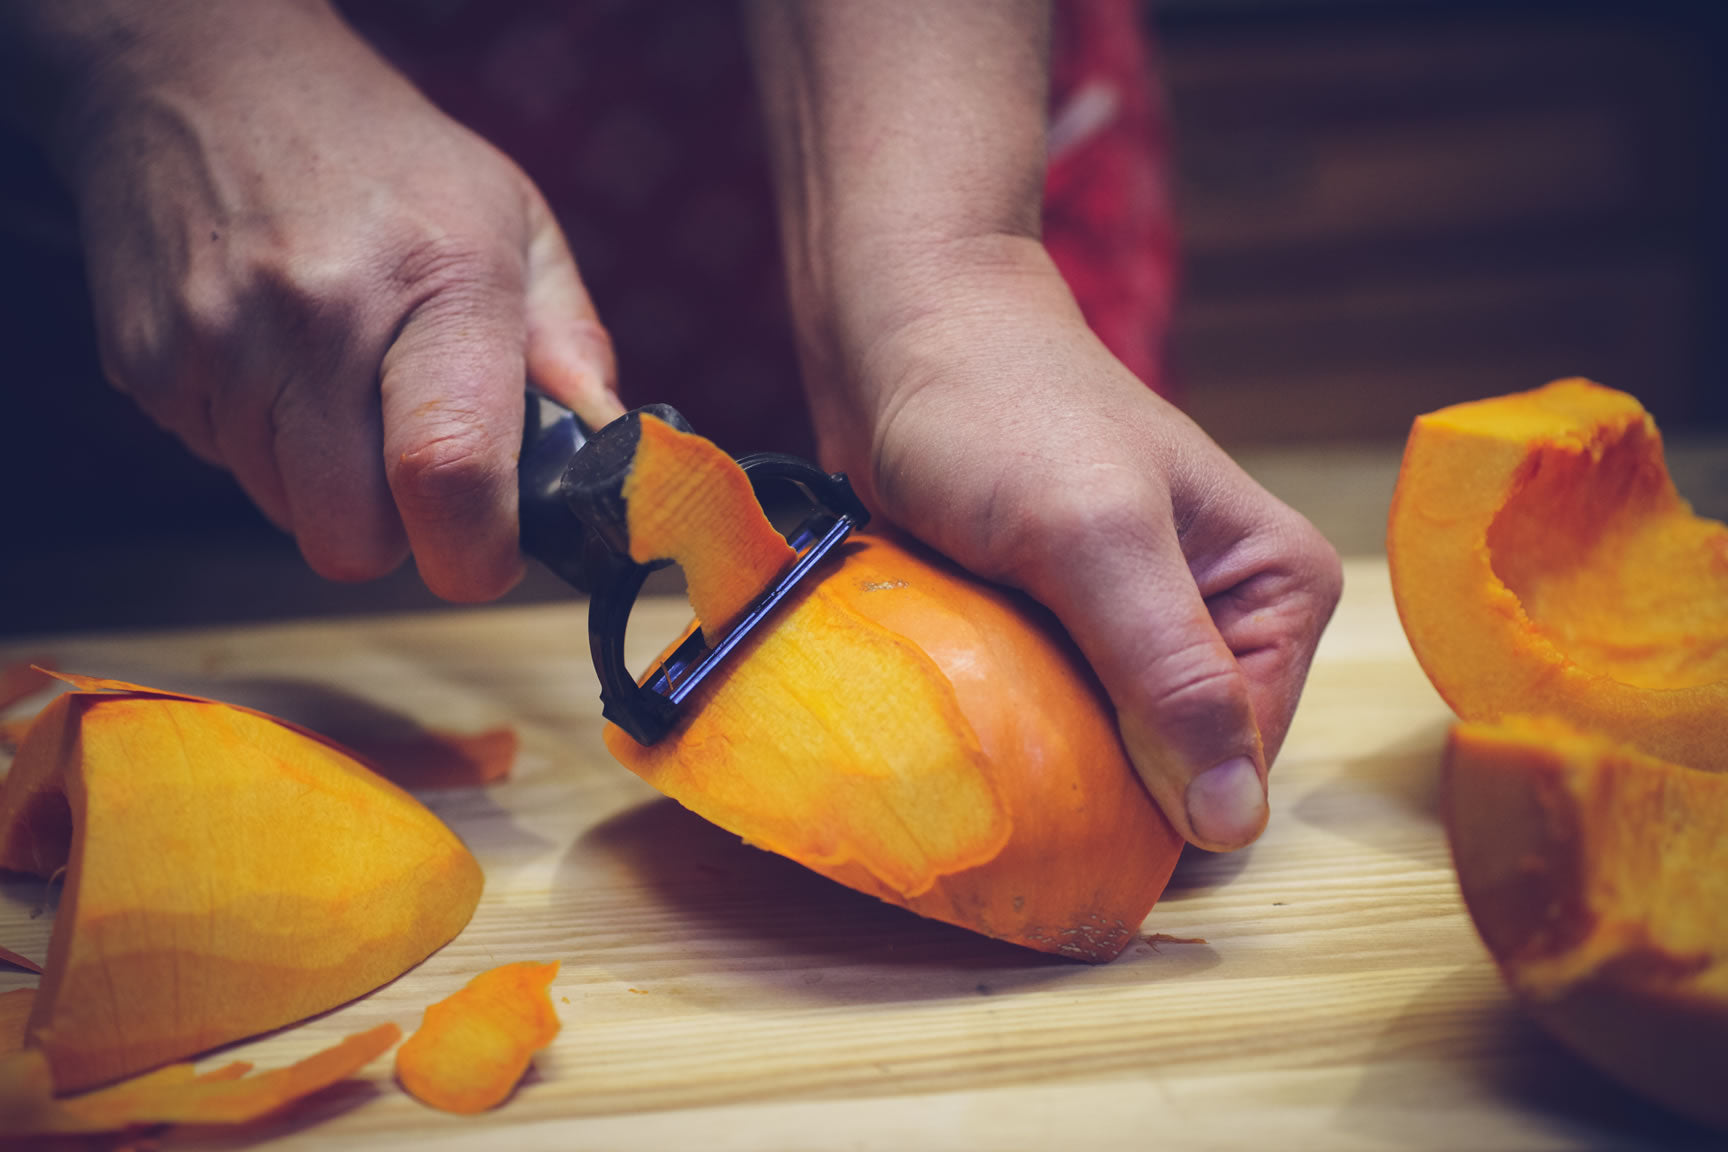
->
518 391 869 745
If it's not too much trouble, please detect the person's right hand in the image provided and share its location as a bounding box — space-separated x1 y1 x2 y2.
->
48 0 624 598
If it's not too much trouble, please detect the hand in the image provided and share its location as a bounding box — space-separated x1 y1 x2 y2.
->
813 238 1343 852
52 1 623 598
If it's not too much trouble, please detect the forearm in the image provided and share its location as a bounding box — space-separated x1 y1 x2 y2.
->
745 0 1059 393
0 0 365 175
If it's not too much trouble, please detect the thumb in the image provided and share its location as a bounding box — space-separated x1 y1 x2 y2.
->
1019 501 1268 853
523 202 625 427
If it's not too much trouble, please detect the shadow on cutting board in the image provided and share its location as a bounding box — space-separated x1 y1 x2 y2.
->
1338 964 1720 1150
572 796 1223 1007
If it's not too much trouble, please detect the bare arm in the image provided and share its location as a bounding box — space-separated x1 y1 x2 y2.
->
747 0 1343 852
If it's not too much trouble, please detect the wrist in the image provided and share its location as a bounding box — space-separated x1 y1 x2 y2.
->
789 230 1082 432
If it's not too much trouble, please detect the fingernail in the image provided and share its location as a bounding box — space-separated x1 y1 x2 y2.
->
1186 756 1267 848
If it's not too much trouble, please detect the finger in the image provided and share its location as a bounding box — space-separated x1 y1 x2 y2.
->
1010 484 1269 853
381 279 527 601
211 396 295 535
1195 513 1343 765
205 354 296 535
522 202 624 427
269 344 411 581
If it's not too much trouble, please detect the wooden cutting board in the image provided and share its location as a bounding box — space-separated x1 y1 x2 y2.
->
0 559 1714 1150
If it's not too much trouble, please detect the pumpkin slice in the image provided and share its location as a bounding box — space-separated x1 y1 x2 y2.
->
604 417 1183 961
0 1021 400 1134
395 960 560 1114
1444 716 1728 1129
1388 379 1728 771
0 681 483 1092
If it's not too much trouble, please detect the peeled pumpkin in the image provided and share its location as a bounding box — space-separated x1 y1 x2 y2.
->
1444 717 1728 1130
603 416 1183 961
0 675 483 1092
1387 378 1728 769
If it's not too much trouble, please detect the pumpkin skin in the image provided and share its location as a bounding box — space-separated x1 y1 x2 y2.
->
1388 379 1728 770
1443 716 1728 1130
603 417 1183 961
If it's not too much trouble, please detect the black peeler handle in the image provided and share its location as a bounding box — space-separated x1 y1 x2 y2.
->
517 390 869 746
519 392 692 593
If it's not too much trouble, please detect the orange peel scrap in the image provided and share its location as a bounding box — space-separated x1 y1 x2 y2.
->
0 1021 400 1135
395 961 560 1114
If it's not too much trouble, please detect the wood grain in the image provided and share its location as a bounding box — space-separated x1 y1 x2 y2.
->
0 560 1716 1149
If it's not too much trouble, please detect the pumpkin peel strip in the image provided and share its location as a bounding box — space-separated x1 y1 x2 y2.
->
0 1021 400 1134
395 961 560 1114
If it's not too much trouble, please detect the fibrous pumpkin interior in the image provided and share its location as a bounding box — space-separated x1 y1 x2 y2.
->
1389 379 1728 770
603 416 1182 961
1444 715 1728 1130
1485 413 1727 692
0 677 484 1092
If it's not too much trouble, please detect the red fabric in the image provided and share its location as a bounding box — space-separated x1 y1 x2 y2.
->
338 0 1174 457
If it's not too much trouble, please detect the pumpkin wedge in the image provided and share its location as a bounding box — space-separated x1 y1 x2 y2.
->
1444 716 1728 1129
0 679 483 1092
603 416 1183 961
1388 379 1728 770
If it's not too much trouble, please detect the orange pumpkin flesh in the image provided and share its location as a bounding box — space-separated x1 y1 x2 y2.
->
1393 381 1728 1128
0 678 483 1092
395 960 561 1114
1444 717 1728 1129
0 1019 401 1135
603 417 1183 961
1388 378 1728 769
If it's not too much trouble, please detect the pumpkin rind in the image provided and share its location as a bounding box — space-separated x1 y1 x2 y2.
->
1388 379 1728 770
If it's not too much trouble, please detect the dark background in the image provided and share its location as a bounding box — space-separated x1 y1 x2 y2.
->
2 0 1725 635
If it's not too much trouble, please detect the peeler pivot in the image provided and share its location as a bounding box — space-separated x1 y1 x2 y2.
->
519 392 870 746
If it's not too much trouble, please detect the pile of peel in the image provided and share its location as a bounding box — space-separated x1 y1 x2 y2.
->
1389 379 1728 1129
0 670 556 1137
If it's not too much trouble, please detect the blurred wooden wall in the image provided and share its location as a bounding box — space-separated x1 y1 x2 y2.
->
1156 0 1728 445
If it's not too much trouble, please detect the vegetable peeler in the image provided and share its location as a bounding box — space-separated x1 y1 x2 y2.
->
518 391 870 746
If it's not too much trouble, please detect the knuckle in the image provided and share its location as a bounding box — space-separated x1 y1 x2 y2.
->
388 417 505 511
1129 634 1249 729
1265 509 1345 624
178 268 244 350
386 232 519 304
251 251 373 330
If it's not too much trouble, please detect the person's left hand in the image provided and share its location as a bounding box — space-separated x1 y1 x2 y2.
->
803 236 1343 852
